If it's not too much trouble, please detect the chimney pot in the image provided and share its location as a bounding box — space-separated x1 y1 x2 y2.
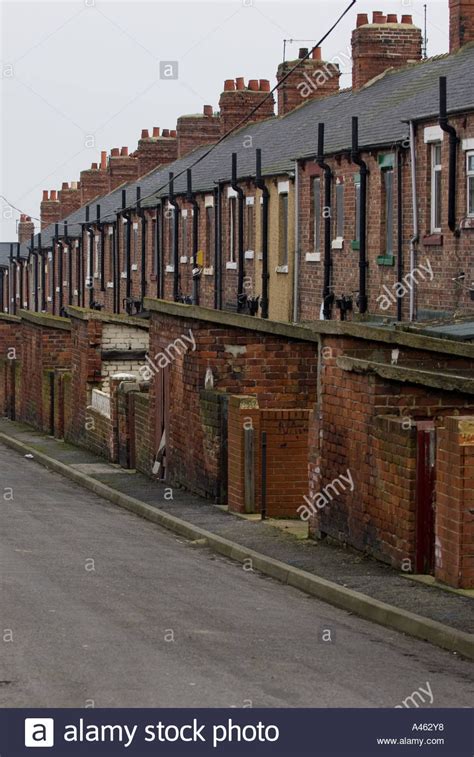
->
100 150 107 170
224 79 235 91
259 79 271 92
312 47 322 60
248 79 259 91
203 104 213 116
111 148 120 157
50 190 58 201
387 14 398 23
152 126 160 137
299 47 309 58
62 182 69 190
357 12 369 27
91 162 98 170
162 128 170 137
373 11 384 23
120 146 128 156
20 214 26 222
71 181 78 190
170 129 177 138
42 190 49 202
236 77 245 90
141 128 150 139
401 14 413 24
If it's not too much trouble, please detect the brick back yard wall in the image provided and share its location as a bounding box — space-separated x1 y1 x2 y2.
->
0 314 21 418
309 334 474 571
147 305 318 500
17 312 72 432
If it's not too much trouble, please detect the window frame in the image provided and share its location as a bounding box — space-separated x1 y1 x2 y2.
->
313 176 321 253
467 150 474 218
431 142 442 233
229 196 237 264
383 167 394 255
335 179 344 240
278 192 289 268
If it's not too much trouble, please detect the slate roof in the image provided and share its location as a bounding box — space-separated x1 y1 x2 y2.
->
29 42 474 245
0 243 14 266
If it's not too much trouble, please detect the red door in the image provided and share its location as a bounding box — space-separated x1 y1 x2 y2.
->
415 422 436 574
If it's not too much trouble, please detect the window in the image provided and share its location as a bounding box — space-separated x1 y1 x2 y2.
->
206 206 215 265
133 223 138 264
383 168 394 255
181 213 188 258
467 151 474 218
278 192 289 267
94 235 99 277
168 207 175 263
335 180 344 239
313 177 321 253
431 143 442 232
229 197 237 263
354 175 361 243
245 200 255 252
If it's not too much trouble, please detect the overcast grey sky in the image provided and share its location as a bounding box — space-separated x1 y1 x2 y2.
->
0 0 450 241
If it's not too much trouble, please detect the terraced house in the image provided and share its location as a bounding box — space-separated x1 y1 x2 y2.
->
1 1 474 591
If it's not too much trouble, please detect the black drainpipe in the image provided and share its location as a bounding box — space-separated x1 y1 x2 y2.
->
255 149 269 319
155 203 162 299
138 187 147 307
39 233 46 312
439 76 459 234
17 243 23 312
397 148 404 322
214 183 222 310
9 244 16 315
317 123 333 320
187 169 200 306
168 172 180 301
30 233 39 312
351 116 368 315
64 221 72 308
76 237 82 308
231 152 245 311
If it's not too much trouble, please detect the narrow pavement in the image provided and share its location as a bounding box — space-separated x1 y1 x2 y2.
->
1 443 472 708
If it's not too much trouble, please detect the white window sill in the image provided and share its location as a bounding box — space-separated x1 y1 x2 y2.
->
94 273 99 279
120 272 127 279
332 238 344 250
165 264 175 273
180 256 188 264
305 252 321 262
226 261 237 270
107 282 114 288
63 281 68 287
275 265 288 274
47 297 52 303
131 263 138 271
74 289 78 296
55 287 60 292
203 266 214 276
257 253 263 261
245 250 254 260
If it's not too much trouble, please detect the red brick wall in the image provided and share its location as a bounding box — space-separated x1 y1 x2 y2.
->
18 313 72 432
67 313 102 444
435 416 474 588
148 309 318 499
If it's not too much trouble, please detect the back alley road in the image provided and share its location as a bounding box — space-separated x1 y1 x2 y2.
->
1 443 472 708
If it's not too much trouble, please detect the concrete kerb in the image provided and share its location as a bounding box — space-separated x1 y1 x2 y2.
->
1 430 473 661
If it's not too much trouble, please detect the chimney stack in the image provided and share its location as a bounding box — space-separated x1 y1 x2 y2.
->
218 78 275 135
276 47 340 116
108 146 138 190
176 104 221 159
40 190 61 230
18 214 35 244
450 0 474 52
135 127 178 177
79 160 109 206
59 181 82 219
352 12 422 90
